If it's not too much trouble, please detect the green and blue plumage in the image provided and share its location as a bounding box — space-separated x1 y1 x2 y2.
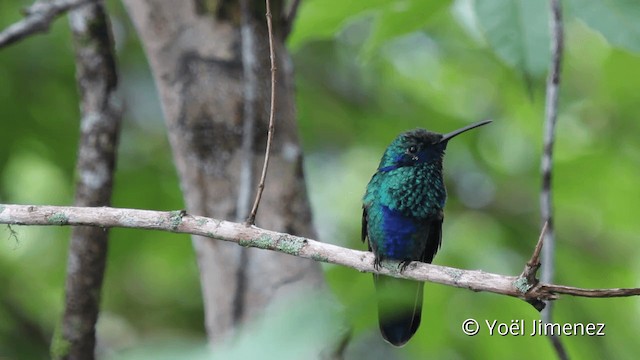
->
362 120 491 346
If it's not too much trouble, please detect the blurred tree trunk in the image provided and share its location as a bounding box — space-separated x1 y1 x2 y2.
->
122 0 324 343
55 3 121 359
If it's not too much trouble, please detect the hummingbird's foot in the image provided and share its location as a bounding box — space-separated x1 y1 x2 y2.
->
398 259 412 273
373 254 383 271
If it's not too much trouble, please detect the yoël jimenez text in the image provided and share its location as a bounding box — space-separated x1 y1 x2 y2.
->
486 319 606 336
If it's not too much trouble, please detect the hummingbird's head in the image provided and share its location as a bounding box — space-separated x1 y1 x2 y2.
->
378 130 444 172
377 120 491 173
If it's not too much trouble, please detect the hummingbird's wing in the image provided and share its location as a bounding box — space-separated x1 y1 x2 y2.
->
362 171 382 250
362 205 382 268
421 212 443 263
361 206 369 246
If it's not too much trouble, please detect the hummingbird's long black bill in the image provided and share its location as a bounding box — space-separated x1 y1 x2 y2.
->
439 119 492 143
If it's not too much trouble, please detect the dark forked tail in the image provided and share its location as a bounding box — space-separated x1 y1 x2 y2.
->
374 275 424 347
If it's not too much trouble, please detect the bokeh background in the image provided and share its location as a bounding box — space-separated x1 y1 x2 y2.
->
1 0 639 359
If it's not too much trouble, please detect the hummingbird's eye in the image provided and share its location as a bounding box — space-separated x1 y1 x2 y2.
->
408 145 418 154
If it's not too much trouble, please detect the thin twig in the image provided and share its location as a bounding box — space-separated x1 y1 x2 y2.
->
2 204 640 304
521 221 547 281
6 224 19 246
518 222 548 311
0 0 95 48
529 222 546 267
246 0 277 225
541 0 566 358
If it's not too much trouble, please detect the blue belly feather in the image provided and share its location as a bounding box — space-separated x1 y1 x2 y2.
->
380 205 425 260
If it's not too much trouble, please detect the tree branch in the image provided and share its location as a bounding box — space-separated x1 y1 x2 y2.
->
541 0 566 357
541 0 564 306
0 0 96 48
2 204 639 304
51 2 121 359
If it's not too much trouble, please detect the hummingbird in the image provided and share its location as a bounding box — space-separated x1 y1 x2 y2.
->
362 119 491 346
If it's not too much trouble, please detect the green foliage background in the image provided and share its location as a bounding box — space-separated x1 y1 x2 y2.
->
1 0 639 359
